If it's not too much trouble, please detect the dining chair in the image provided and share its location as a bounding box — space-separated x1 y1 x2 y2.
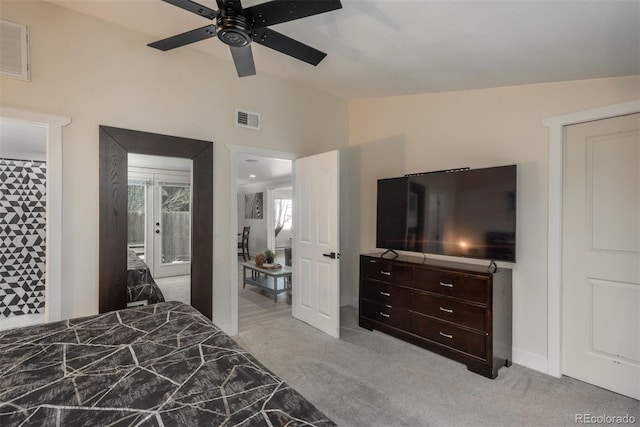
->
238 226 251 261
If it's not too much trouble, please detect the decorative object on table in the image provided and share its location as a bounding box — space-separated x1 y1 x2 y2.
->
244 192 263 219
263 248 275 264
254 253 265 267
261 263 282 270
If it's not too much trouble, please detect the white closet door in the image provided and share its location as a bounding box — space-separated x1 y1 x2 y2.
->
562 113 640 399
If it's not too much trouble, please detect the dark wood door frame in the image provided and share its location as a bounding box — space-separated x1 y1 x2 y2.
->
99 126 213 318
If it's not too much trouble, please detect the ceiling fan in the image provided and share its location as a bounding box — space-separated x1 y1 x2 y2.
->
148 0 343 77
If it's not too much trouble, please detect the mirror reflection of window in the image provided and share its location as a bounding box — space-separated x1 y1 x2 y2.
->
160 183 191 264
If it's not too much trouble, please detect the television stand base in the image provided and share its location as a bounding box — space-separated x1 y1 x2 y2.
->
380 249 399 259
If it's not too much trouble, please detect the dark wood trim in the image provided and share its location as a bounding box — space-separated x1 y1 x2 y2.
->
99 126 213 319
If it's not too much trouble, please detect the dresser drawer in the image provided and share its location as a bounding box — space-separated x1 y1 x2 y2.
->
361 280 412 309
413 292 486 331
412 313 486 359
414 269 487 303
361 257 413 286
360 300 411 330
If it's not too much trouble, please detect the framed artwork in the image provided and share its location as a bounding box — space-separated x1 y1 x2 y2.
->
245 192 263 219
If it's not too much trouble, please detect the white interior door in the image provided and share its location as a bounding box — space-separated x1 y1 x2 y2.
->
562 113 640 399
292 150 340 338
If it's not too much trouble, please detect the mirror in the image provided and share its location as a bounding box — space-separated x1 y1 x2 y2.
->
128 154 192 306
99 126 213 319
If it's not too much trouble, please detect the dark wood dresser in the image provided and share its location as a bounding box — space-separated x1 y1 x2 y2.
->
359 253 512 378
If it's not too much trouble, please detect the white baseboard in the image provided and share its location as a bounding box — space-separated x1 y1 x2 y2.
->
512 347 549 374
340 296 358 308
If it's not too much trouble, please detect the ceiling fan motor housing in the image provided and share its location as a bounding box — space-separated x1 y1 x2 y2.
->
216 13 252 47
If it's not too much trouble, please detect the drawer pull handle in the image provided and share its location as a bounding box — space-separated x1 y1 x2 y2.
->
380 291 391 297
380 312 390 318
381 271 391 276
385 304 392 309
439 332 453 339
439 282 454 288
369 260 377 263
439 307 453 314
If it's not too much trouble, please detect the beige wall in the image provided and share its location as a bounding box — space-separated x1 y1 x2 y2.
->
3 0 639 374
0 1 348 329
347 75 640 370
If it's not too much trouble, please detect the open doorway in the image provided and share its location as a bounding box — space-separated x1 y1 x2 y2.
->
235 151 294 332
0 110 69 330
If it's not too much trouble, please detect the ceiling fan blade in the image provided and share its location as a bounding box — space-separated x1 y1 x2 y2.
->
148 24 217 51
230 45 256 77
253 28 326 66
218 0 244 16
162 0 218 20
244 0 342 29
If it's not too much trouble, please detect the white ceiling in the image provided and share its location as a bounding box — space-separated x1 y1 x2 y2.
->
237 152 292 185
128 153 192 171
45 0 639 99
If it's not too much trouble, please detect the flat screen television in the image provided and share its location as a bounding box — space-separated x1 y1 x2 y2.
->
376 165 517 262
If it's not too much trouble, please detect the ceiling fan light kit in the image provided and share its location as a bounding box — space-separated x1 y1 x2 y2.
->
148 0 343 77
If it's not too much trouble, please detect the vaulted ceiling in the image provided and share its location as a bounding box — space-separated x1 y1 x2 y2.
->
46 0 639 99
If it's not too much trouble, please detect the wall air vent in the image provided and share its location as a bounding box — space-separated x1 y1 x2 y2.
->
0 20 30 81
235 109 260 130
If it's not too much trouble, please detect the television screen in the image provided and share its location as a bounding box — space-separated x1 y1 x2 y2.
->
376 165 517 262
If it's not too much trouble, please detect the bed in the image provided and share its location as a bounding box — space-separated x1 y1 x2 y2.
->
0 302 335 426
127 247 165 306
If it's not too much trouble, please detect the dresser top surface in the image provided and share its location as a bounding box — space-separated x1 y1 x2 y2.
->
361 253 509 276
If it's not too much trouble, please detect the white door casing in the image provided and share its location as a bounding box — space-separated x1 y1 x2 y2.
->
562 113 640 399
293 150 340 338
543 100 640 378
0 108 69 330
228 144 300 336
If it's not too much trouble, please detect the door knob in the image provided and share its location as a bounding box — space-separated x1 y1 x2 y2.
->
322 252 340 259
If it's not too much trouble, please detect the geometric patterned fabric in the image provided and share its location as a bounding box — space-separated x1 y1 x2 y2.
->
0 159 46 318
0 302 336 426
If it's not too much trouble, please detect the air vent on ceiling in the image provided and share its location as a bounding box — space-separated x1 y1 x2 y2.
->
235 109 260 130
0 19 30 81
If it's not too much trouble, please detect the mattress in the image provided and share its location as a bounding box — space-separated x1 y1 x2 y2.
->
0 302 335 426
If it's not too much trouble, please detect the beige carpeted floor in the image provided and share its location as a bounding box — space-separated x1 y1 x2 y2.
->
234 305 639 426
155 274 190 305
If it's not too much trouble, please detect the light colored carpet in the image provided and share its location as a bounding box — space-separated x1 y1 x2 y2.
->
155 274 190 305
234 306 639 427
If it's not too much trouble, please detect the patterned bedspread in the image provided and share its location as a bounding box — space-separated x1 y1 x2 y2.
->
0 302 335 426
127 248 165 305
